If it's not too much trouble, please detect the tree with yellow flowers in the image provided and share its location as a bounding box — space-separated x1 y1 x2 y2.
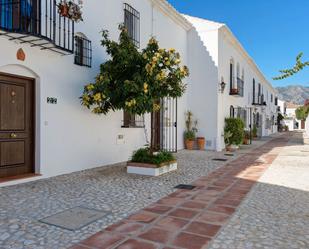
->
81 25 189 150
81 25 188 116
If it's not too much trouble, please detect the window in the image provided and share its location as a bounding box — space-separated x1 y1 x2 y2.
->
124 3 140 47
74 34 92 67
237 108 247 127
229 58 234 90
122 111 145 128
271 94 273 103
230 105 235 118
275 97 278 105
1 0 35 31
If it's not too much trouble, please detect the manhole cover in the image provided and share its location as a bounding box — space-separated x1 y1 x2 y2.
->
174 184 196 190
212 158 228 162
40 207 110 231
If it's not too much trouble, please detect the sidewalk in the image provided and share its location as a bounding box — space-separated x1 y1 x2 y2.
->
208 131 309 249
70 135 289 249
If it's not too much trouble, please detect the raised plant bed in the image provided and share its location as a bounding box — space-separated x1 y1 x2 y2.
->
127 161 177 176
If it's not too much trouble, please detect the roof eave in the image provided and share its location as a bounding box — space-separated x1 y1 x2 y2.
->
150 0 192 31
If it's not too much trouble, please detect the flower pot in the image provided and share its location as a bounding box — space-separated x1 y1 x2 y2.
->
243 138 249 145
185 139 194 150
127 161 178 176
58 4 69 17
226 145 232 152
197 137 205 150
226 144 238 152
230 88 239 94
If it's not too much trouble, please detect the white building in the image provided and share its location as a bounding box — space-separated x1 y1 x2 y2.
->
0 0 277 184
283 102 305 131
185 15 278 151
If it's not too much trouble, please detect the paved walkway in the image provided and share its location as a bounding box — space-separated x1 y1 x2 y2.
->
1 139 270 249
70 135 293 249
209 132 309 249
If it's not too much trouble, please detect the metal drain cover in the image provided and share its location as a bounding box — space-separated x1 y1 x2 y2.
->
174 184 196 190
40 207 110 231
212 158 228 162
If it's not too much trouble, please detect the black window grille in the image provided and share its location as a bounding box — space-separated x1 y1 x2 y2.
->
236 107 247 127
122 111 145 128
74 36 92 67
230 63 233 90
230 105 235 118
124 3 140 47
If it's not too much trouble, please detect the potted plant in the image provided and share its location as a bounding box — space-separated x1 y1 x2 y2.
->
230 88 239 94
224 130 233 151
184 130 195 150
80 27 189 176
57 0 83 22
197 136 205 150
184 111 197 150
127 147 177 176
58 1 69 17
243 130 250 145
224 118 245 150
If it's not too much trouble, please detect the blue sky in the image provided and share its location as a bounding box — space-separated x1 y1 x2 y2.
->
168 0 309 87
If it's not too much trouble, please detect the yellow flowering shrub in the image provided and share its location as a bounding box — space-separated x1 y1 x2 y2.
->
81 25 189 115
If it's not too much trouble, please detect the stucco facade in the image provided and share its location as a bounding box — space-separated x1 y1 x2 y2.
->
185 15 278 151
0 0 277 185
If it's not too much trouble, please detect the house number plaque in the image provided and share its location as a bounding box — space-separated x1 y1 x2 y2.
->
47 97 57 104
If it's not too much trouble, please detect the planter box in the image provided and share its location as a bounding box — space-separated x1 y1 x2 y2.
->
127 161 177 176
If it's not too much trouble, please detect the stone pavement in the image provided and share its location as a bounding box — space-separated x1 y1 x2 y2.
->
70 135 290 249
208 132 309 249
1 139 269 249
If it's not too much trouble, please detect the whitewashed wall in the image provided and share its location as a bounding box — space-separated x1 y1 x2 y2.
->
184 16 278 150
187 28 218 150
0 0 191 180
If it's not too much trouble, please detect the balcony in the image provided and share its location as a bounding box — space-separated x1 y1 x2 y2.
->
229 77 244 97
0 0 74 55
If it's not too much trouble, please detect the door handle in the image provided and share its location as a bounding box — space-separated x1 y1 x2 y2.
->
10 133 17 138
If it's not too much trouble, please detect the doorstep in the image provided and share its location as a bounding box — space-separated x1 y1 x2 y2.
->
0 173 42 186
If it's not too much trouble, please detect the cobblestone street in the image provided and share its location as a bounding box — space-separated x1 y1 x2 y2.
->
0 138 267 249
1 132 309 249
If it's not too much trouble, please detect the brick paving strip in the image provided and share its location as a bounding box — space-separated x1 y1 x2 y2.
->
70 136 288 249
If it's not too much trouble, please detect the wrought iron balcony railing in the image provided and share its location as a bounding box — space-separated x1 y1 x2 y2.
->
0 0 74 55
230 77 244 97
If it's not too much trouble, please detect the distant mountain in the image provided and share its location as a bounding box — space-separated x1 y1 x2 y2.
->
276 85 309 105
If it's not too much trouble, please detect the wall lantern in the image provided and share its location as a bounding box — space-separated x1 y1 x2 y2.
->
219 80 226 93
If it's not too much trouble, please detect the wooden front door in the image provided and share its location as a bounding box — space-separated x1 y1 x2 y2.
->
301 120 305 129
0 73 34 178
